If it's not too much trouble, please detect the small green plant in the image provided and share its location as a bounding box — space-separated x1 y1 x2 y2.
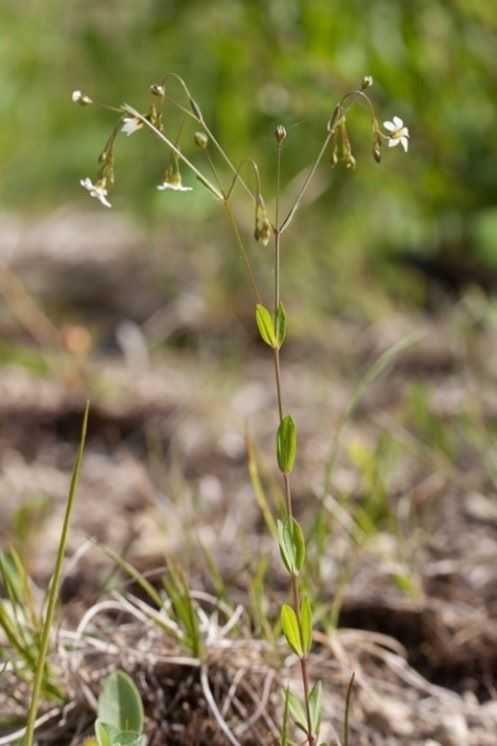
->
75 73 408 744
0 547 63 703
94 670 146 746
21 401 89 746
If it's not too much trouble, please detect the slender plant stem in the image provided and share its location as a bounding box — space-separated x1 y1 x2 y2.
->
273 148 314 742
24 402 89 746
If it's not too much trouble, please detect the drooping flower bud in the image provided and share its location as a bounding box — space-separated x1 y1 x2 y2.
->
157 155 192 192
150 83 165 97
340 119 356 169
254 196 272 247
329 131 339 167
148 103 164 131
194 131 209 150
72 90 93 106
274 125 287 144
361 75 373 91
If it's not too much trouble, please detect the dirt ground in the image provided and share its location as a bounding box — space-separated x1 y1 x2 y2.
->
2 211 497 745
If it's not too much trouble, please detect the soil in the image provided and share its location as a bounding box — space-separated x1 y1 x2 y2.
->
2 211 497 745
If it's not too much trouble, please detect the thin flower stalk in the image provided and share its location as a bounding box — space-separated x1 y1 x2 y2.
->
76 75 408 745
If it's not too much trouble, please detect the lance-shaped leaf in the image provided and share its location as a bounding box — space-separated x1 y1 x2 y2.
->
309 681 322 736
280 686 290 746
256 304 277 348
280 603 303 657
287 690 308 734
277 415 297 474
275 303 287 348
300 595 313 655
277 518 305 575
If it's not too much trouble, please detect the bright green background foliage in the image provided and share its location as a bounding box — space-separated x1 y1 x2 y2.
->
2 0 497 303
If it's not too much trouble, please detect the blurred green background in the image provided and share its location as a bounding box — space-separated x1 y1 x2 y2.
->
2 0 497 312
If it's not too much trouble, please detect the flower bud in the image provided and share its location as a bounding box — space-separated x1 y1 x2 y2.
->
345 153 356 169
274 125 287 144
194 131 209 150
330 142 339 168
373 141 382 164
361 75 373 91
254 197 272 247
72 90 93 106
150 83 165 97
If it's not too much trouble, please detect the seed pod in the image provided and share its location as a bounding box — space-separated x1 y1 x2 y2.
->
194 131 209 150
254 197 272 246
361 75 373 91
150 83 165 97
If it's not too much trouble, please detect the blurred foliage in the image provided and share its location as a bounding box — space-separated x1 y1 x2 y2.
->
2 0 497 305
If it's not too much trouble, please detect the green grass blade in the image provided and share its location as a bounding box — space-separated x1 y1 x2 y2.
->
246 430 278 540
323 332 422 495
23 401 89 746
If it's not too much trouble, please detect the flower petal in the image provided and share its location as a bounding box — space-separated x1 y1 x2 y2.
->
80 177 94 192
121 117 142 136
97 193 112 208
157 182 192 192
388 138 399 148
383 120 395 132
400 136 409 152
393 116 403 128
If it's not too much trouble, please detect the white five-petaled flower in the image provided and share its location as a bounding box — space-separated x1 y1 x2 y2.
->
157 181 192 192
80 177 112 208
383 116 409 152
121 116 143 136
157 169 192 192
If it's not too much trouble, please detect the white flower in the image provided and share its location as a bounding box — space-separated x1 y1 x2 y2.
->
157 180 193 192
121 116 143 136
156 168 192 192
80 177 112 208
383 116 409 152
72 90 92 105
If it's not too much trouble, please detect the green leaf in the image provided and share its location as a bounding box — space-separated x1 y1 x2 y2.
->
280 686 290 746
275 303 287 348
96 722 145 746
277 518 305 575
300 595 313 655
287 689 307 733
95 720 112 746
255 304 277 348
277 416 297 474
163 564 202 658
97 671 144 735
309 681 322 736
280 604 303 657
